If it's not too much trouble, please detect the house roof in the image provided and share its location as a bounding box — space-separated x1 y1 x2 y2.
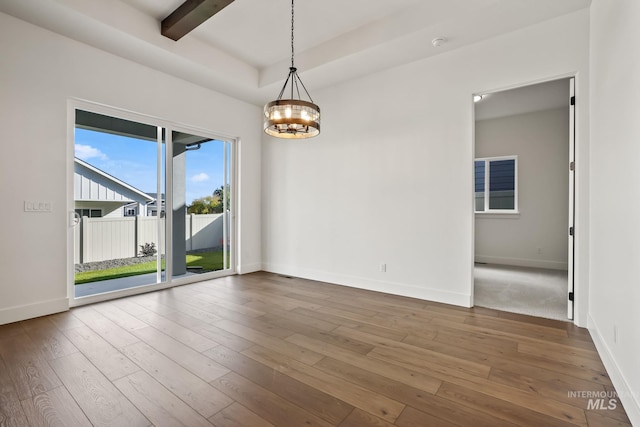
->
74 158 155 203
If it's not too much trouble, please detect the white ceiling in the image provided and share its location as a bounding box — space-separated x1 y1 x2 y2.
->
0 0 590 106
475 78 571 121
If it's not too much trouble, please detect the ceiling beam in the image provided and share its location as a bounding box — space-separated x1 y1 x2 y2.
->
161 0 235 41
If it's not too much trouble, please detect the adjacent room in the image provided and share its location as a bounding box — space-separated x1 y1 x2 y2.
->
474 79 572 321
0 0 638 426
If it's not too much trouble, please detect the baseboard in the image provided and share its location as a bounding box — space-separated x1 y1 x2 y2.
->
262 263 471 307
237 262 262 275
0 298 69 326
475 255 568 270
588 315 640 426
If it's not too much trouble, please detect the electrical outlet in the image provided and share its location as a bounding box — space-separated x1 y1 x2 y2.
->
380 263 386 273
613 325 618 344
537 247 542 254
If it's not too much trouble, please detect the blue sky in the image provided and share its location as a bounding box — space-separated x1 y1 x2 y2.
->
75 128 227 204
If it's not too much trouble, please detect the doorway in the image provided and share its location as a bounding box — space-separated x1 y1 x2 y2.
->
472 78 574 321
70 104 236 304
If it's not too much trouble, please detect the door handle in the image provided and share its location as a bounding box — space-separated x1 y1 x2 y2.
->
70 211 81 227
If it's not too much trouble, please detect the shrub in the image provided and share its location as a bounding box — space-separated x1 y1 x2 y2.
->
139 242 157 257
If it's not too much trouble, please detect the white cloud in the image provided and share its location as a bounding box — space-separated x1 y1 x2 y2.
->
191 173 210 183
75 144 107 161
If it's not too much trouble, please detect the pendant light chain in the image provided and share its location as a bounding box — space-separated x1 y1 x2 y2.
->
290 0 295 69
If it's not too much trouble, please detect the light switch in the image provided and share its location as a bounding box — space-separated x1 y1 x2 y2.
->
24 201 52 213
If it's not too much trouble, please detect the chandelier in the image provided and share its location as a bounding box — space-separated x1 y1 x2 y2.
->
263 0 320 139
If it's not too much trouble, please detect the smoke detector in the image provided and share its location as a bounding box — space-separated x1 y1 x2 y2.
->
431 37 447 48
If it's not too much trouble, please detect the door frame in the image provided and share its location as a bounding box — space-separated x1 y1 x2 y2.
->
67 98 238 307
470 75 578 322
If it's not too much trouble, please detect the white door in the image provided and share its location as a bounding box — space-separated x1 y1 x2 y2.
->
567 77 575 319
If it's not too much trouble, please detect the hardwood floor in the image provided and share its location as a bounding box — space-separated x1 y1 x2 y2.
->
0 272 632 426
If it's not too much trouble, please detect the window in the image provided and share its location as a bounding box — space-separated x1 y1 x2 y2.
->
475 156 518 213
75 208 102 218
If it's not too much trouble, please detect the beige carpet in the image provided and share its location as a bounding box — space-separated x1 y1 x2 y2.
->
474 263 569 321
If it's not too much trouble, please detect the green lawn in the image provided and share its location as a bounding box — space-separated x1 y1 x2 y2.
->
75 250 227 284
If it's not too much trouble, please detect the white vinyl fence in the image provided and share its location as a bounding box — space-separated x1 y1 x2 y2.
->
74 214 225 264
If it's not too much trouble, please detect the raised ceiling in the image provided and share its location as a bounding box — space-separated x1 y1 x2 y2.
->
0 0 590 105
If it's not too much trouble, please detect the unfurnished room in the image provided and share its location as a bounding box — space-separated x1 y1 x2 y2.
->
0 0 638 426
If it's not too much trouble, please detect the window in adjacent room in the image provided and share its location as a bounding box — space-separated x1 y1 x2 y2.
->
474 156 518 213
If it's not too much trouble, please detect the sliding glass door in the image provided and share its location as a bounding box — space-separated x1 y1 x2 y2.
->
71 105 235 302
169 130 233 281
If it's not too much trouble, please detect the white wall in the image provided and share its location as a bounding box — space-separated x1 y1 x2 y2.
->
589 0 640 423
475 108 569 270
262 10 590 321
0 12 262 324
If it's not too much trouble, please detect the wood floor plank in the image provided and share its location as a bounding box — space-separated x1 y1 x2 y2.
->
90 302 149 331
151 298 223 325
211 371 335 427
19 317 78 361
244 345 405 423
285 333 442 394
214 319 324 365
205 298 267 319
196 323 255 352
463 315 571 339
369 348 589 426
585 410 632 427
489 366 605 408
208 402 275 427
399 385 521 427
337 326 492 379
314 356 440 410
430 326 519 356
0 356 30 427
110 298 153 317
430 315 607 357
203 345 354 425
227 313 297 339
43 311 87 331
241 289 323 312
114 370 214 427
255 302 339 332
121 341 233 418
20 386 92 427
136 311 218 352
127 294 177 316
0 334 62 400
48 352 150 427
338 408 395 427
437 381 584 427
131 326 228 382
71 307 140 349
290 307 408 341
517 341 604 368
293 328 375 355
394 406 464 427
161 309 218 330
62 326 140 382
0 322 25 340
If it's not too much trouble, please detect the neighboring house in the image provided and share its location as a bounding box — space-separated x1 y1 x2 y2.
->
144 192 166 217
74 158 154 218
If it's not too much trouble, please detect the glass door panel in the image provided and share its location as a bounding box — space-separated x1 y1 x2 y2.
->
171 131 233 280
73 109 164 298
